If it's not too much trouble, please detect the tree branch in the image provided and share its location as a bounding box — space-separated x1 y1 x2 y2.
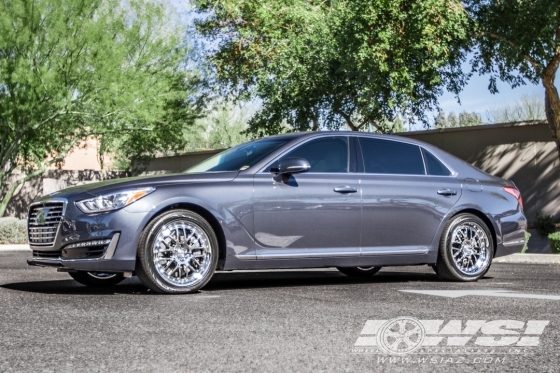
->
476 31 542 73
336 110 357 131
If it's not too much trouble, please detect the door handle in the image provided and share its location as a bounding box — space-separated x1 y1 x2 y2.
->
437 189 457 196
334 186 358 193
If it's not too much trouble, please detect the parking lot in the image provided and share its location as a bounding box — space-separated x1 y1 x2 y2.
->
0 251 559 373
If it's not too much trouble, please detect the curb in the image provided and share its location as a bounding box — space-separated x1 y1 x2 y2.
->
0 244 30 252
494 253 560 265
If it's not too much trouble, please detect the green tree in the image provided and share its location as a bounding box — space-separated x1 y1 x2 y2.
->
193 0 471 136
467 0 560 160
458 111 483 127
434 110 449 128
448 112 459 128
183 101 253 151
0 0 199 216
486 93 546 124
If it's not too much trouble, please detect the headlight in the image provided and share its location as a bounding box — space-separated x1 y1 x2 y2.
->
76 187 155 213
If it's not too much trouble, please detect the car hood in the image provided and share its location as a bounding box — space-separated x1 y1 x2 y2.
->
38 171 239 201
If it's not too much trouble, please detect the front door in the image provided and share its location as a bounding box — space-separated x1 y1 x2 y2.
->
253 136 361 259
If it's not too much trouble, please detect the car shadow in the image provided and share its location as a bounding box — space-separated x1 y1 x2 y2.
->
0 278 149 295
1 269 493 295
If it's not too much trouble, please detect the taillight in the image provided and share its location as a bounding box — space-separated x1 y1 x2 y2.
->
503 186 523 209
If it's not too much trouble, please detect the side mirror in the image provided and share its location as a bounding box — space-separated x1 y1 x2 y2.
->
275 157 311 175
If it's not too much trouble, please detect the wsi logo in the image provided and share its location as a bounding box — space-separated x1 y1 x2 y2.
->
354 317 549 355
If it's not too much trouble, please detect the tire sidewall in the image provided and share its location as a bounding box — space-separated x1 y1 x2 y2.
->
137 210 218 294
440 214 494 281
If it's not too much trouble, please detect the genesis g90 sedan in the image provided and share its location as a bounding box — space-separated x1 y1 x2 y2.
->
27 132 527 293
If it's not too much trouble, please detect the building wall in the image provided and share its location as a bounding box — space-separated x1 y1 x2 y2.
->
7 121 559 222
398 121 559 221
144 121 559 221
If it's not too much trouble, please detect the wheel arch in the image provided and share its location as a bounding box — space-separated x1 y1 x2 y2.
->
449 208 498 257
140 202 227 270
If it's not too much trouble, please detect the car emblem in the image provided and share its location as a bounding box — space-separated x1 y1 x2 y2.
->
35 208 51 225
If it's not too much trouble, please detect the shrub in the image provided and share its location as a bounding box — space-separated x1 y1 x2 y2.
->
0 218 27 244
548 232 560 254
521 231 531 253
534 212 557 238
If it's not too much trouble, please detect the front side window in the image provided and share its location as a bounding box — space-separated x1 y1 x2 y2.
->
279 136 349 173
358 138 425 175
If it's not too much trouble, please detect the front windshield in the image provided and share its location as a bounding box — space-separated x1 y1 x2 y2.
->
184 139 289 173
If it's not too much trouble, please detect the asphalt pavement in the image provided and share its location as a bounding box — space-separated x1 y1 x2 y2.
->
0 251 559 373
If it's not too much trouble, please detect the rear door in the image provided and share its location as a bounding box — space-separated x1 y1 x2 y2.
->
357 137 462 254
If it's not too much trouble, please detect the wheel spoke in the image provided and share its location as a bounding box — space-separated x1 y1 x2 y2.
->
450 222 490 275
152 219 212 287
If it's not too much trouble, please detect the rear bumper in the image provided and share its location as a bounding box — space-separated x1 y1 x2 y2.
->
495 210 527 258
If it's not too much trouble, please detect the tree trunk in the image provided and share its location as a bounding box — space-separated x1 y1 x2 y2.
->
543 75 560 164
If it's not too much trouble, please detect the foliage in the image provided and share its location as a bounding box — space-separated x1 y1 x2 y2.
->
467 0 560 161
193 0 472 136
521 231 531 254
184 101 254 151
547 231 560 254
0 0 201 214
0 218 27 244
434 110 483 128
485 93 546 124
534 212 558 238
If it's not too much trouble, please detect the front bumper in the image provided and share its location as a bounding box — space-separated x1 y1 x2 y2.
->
27 233 135 272
26 198 149 272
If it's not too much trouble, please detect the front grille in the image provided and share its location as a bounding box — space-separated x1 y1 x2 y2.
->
28 202 65 246
32 250 62 259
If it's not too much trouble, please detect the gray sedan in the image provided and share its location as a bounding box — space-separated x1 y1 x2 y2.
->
27 132 527 293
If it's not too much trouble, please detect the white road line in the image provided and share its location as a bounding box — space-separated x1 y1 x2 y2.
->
400 289 560 301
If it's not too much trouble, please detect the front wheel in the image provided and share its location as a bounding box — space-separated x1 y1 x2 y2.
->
69 271 125 287
435 213 494 281
336 266 382 277
136 209 218 294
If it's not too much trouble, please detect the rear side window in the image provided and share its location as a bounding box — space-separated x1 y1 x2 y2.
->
358 138 425 175
422 148 451 176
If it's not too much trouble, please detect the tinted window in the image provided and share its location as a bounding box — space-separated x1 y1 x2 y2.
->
280 137 349 173
358 138 425 175
422 148 451 176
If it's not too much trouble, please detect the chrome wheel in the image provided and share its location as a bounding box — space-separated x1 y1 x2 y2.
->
450 221 490 275
337 266 382 277
152 220 212 287
87 272 117 280
69 271 125 287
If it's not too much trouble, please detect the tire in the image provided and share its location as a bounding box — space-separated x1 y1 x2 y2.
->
69 271 125 287
136 209 219 294
336 266 382 277
436 213 494 282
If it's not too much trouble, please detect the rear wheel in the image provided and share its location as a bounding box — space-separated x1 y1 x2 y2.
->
136 209 218 294
69 271 125 287
336 266 382 277
436 213 494 281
